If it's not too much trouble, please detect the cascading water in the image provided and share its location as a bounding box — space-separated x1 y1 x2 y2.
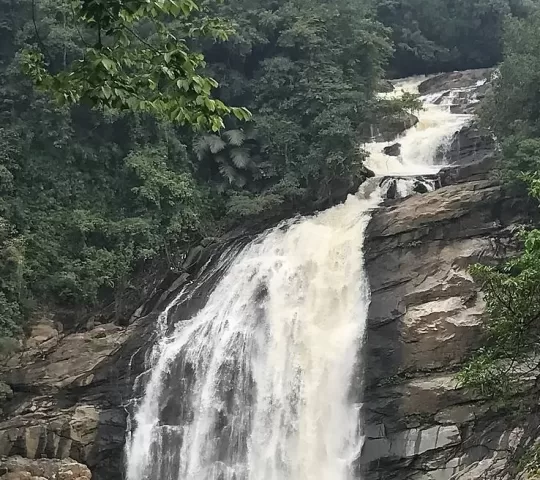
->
125 76 476 480
364 77 472 176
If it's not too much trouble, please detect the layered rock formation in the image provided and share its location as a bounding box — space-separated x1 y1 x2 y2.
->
1 69 537 480
0 457 91 480
362 176 539 479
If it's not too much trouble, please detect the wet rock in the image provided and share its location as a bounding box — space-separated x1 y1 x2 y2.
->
438 154 496 187
379 79 395 93
439 123 495 166
372 113 419 142
0 456 91 480
434 404 489 425
364 425 461 463
361 170 538 479
386 181 398 200
25 322 59 351
3 324 130 394
317 174 364 208
413 181 430 194
0 383 12 405
0 402 125 477
418 68 493 95
384 143 401 157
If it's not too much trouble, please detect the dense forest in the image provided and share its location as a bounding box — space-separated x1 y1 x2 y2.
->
0 0 535 344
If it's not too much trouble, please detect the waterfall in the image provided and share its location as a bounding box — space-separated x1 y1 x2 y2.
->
125 77 474 480
364 77 472 176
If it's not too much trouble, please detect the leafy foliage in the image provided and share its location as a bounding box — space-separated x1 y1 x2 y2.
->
21 0 251 130
0 0 396 341
377 0 532 76
0 218 24 339
459 7 540 399
458 237 540 397
479 10 540 140
203 0 393 204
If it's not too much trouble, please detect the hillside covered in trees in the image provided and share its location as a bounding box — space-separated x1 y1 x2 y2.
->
0 0 535 344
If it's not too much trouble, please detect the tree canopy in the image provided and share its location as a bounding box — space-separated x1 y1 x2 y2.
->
22 0 250 130
0 0 535 346
377 0 531 76
0 0 394 343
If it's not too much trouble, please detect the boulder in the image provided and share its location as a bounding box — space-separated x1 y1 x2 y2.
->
383 143 401 157
2 323 131 394
413 181 430 194
24 321 59 351
418 68 493 95
379 79 395 93
371 113 419 142
0 403 125 468
0 456 91 480
438 123 495 166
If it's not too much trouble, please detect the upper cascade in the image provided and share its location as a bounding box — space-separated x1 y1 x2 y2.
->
365 76 478 177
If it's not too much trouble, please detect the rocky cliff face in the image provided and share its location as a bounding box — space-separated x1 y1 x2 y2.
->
2 69 538 480
362 174 539 480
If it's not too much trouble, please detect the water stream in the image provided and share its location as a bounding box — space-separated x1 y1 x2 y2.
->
125 76 474 480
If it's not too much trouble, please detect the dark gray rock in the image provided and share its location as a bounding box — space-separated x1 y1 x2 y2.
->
418 68 493 95
379 80 395 93
386 180 398 200
384 143 401 157
372 113 419 142
439 123 495 166
413 181 430 194
0 456 91 479
359 167 539 479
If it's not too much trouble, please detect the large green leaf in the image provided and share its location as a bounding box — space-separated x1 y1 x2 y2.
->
193 136 211 161
223 129 245 147
207 135 227 154
230 147 251 169
219 163 246 187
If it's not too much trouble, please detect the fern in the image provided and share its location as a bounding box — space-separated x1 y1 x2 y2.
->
223 129 245 147
230 148 252 169
193 136 210 161
194 134 226 159
219 163 247 187
194 130 258 187
207 135 227 154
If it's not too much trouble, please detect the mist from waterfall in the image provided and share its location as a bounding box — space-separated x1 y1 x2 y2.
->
125 76 474 480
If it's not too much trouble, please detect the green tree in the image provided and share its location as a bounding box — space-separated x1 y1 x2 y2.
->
376 0 529 76
21 0 250 130
202 0 392 205
5 0 519 347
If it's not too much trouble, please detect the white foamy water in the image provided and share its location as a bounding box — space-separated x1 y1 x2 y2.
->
125 74 475 480
126 182 382 480
364 77 473 176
